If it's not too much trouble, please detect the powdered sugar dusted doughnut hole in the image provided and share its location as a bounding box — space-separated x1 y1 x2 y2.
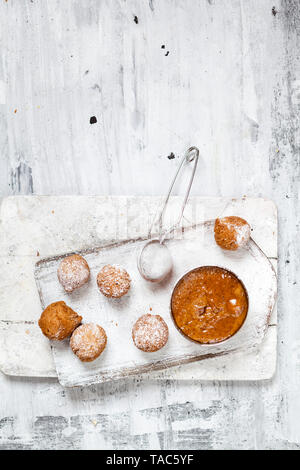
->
214 216 251 251
97 264 131 298
70 323 107 362
132 314 169 352
57 254 90 293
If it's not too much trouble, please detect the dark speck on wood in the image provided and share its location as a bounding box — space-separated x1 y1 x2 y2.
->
272 6 277 16
92 83 101 93
165 51 170 56
161 45 165 49
90 116 97 124
134 15 138 24
167 152 175 160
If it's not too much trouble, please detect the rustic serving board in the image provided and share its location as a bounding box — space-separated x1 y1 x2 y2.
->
0 196 278 381
35 222 276 387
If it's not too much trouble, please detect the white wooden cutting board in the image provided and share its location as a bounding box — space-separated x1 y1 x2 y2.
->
0 196 277 381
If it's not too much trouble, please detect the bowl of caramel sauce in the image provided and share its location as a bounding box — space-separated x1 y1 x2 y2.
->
170 266 248 344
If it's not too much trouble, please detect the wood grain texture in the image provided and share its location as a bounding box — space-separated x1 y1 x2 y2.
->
0 0 299 450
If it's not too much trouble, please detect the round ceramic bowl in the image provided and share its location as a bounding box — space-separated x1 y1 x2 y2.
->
170 265 249 345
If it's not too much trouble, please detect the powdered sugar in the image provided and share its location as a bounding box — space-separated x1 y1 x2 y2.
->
57 254 90 293
138 240 173 282
223 219 250 247
97 264 131 298
215 217 251 250
70 323 107 362
132 314 169 352
234 223 251 246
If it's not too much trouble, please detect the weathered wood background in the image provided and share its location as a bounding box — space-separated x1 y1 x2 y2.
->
0 0 299 450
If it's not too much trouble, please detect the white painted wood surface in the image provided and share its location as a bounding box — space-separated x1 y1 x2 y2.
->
0 0 299 450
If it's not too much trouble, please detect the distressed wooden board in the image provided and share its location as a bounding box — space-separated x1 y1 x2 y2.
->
35 222 276 387
0 195 277 381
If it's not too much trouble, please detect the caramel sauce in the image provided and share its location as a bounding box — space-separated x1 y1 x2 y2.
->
171 266 248 344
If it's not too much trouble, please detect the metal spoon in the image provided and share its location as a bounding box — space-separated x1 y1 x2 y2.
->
137 146 199 282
